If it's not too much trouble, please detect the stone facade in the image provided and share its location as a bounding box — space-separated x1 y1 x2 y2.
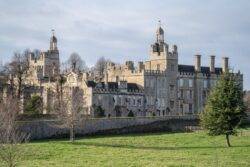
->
5 24 243 117
105 24 243 116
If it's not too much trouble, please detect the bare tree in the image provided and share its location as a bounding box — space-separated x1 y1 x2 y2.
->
55 87 85 142
94 56 107 77
33 49 41 58
5 52 29 98
67 52 88 72
23 48 31 67
0 96 29 167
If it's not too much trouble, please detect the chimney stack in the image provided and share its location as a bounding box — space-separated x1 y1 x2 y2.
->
210 55 215 73
104 72 108 84
222 57 229 73
195 55 201 72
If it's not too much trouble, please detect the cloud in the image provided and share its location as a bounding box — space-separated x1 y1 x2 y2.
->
0 0 250 89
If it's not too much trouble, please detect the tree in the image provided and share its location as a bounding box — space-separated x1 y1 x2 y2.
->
55 87 85 142
5 51 29 98
67 52 87 72
94 57 109 77
33 49 41 58
200 72 246 147
0 96 29 167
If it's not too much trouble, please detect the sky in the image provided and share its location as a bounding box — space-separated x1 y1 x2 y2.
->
0 0 250 89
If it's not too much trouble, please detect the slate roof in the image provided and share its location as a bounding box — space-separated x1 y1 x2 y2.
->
178 65 222 75
86 81 96 87
86 81 142 91
127 83 142 91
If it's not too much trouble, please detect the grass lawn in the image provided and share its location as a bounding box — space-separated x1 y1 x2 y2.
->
9 128 250 167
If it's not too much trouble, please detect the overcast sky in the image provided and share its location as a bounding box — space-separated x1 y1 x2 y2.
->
0 0 250 89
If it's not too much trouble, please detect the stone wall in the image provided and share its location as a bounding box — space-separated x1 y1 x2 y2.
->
18 115 199 140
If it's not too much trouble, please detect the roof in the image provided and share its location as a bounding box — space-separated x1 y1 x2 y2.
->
87 81 142 91
178 65 222 75
127 83 142 91
86 81 96 87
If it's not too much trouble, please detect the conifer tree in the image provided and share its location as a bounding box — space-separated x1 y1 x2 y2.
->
201 71 246 147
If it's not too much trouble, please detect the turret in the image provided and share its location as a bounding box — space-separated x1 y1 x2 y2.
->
156 20 164 43
50 29 58 51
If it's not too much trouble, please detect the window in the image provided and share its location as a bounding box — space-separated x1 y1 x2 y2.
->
180 104 183 114
202 90 207 100
170 85 175 95
137 98 142 106
189 104 193 113
170 101 174 109
171 64 175 71
203 80 208 88
189 79 193 87
157 64 160 70
189 90 193 99
179 79 184 87
180 90 184 98
170 85 174 91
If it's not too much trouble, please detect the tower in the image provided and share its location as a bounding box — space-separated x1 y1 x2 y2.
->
44 30 60 78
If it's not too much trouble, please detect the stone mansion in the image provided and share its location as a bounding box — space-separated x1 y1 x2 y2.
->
2 24 243 117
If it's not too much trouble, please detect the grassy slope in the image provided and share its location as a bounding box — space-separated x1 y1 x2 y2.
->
15 129 250 167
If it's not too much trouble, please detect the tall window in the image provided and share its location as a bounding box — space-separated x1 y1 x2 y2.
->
137 98 142 106
189 104 193 113
180 104 183 114
170 101 174 109
133 98 136 106
202 90 207 100
189 79 193 87
179 79 184 87
180 90 184 98
171 64 175 71
189 90 193 99
203 80 208 88
170 85 175 95
157 64 160 70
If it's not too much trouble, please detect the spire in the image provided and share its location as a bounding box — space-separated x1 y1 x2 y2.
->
52 29 55 36
158 20 161 27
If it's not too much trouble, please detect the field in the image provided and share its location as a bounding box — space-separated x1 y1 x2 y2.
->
8 128 250 167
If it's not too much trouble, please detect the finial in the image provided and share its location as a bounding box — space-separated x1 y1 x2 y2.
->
158 20 161 27
51 29 55 36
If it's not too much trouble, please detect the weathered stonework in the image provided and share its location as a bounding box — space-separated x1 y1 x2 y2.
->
6 25 243 118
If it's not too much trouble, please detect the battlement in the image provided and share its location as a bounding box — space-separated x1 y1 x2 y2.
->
93 88 144 94
144 70 166 76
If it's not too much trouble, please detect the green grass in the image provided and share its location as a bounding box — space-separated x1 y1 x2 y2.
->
11 129 250 167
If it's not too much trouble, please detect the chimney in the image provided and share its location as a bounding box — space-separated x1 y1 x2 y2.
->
222 57 229 73
195 55 201 72
138 62 144 71
104 72 108 84
210 55 215 73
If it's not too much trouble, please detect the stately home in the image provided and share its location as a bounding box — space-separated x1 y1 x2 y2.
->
2 24 243 117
